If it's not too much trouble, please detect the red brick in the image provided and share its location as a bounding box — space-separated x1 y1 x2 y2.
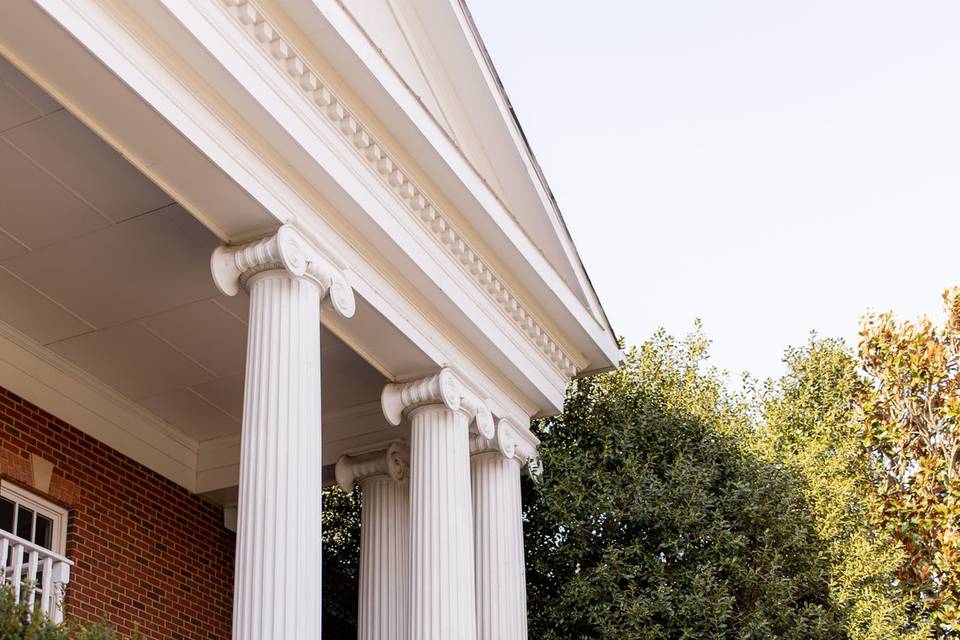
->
0 386 234 639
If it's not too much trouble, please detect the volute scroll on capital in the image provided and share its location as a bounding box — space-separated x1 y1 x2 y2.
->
380 367 494 439
334 443 410 493
210 224 356 318
471 418 539 468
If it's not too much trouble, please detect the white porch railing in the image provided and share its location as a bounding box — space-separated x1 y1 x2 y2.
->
0 529 72 623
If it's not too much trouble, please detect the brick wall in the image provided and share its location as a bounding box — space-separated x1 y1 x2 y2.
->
0 385 235 639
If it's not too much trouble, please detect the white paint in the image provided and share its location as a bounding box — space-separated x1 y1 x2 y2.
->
0 528 71 624
336 444 411 640
278 0 617 368
382 371 491 640
216 227 333 640
470 420 536 640
0 480 69 557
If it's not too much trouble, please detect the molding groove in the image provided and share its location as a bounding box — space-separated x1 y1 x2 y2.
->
217 0 577 377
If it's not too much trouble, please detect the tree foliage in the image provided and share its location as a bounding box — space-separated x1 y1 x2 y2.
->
0 585 141 640
858 287 960 631
322 485 362 639
525 329 849 639
759 338 928 639
318 325 940 638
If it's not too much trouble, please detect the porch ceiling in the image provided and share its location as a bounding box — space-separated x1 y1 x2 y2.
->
0 55 389 449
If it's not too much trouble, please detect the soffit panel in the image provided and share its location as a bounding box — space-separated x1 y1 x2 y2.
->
4 109 174 223
190 373 245 421
0 268 90 345
2 204 220 328
0 229 25 261
0 0 277 241
0 49 393 457
0 79 47 132
0 56 59 127
0 137 109 249
140 298 248 378
139 388 240 441
49 321 214 400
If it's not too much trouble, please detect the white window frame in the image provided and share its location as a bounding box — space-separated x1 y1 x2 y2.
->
0 480 68 556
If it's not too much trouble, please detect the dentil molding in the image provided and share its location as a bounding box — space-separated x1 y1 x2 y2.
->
334 442 410 493
211 224 356 317
216 0 578 377
381 368 494 439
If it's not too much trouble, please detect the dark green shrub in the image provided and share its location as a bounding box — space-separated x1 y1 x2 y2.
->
0 584 140 640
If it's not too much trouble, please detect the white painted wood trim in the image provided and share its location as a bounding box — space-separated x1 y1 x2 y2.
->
278 0 619 366
145 0 571 407
0 480 69 557
0 321 198 491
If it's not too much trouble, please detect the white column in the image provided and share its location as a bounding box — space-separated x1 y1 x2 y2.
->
470 420 538 640
381 369 495 640
211 225 356 640
335 444 411 640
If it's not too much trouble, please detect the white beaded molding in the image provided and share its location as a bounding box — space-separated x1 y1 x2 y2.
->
211 224 356 318
471 418 540 472
381 368 494 439
217 0 578 377
334 442 410 493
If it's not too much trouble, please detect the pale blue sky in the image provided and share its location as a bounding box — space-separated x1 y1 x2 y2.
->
469 0 960 382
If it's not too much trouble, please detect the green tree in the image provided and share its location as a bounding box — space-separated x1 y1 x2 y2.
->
525 328 842 639
759 337 928 639
0 584 142 640
322 485 362 639
318 327 933 639
858 287 960 632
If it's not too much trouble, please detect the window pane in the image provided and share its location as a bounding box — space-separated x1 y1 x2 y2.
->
34 515 53 550
0 498 13 533
16 506 33 541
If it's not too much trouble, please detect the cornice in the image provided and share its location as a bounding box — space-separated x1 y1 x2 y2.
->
216 0 578 378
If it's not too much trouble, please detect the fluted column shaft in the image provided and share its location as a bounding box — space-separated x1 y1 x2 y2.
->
471 447 528 640
233 270 322 640
358 474 410 640
409 405 477 640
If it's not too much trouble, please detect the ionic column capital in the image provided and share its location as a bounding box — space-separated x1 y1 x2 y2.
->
210 224 356 318
470 419 539 468
381 368 494 439
334 443 410 493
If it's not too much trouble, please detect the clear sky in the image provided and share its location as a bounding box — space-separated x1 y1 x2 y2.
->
468 1 960 383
